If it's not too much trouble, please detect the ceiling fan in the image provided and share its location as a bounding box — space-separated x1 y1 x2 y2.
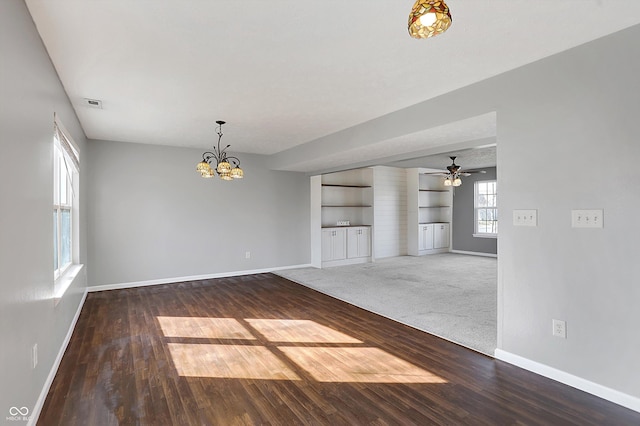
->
424 156 486 187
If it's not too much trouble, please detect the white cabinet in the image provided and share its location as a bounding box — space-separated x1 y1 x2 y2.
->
433 223 450 249
418 224 434 251
321 228 347 261
322 226 371 265
347 227 371 258
416 223 449 252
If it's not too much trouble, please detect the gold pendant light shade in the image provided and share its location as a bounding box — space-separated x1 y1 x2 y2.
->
408 0 452 39
230 167 244 179
217 160 231 174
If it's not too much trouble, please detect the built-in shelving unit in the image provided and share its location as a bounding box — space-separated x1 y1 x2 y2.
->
311 169 374 267
407 168 453 256
320 172 373 228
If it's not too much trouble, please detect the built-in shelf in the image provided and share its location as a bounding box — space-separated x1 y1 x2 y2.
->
322 184 372 188
419 205 451 208
322 205 372 208
322 224 371 228
418 189 450 192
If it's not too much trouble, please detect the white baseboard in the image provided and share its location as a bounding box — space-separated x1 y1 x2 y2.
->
87 264 313 293
450 249 497 258
494 349 640 413
29 288 88 426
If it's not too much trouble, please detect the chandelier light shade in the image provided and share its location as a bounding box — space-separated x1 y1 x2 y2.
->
196 120 244 181
230 167 244 179
217 160 231 174
408 0 452 39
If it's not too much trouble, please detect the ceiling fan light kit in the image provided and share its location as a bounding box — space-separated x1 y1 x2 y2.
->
408 0 452 39
425 156 485 187
196 120 244 181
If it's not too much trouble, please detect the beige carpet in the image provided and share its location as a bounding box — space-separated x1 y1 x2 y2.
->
275 253 497 356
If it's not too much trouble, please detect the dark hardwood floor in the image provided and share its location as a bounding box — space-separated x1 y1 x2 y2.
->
39 273 640 425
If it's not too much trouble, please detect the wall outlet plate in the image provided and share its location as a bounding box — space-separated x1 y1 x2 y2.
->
552 319 567 338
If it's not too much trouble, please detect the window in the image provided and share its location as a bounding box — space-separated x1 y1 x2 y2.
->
53 119 79 280
474 180 497 237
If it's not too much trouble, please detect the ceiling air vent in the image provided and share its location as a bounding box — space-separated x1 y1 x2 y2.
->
83 98 103 109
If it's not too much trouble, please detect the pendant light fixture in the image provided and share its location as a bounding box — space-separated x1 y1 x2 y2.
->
408 0 452 39
196 120 244 181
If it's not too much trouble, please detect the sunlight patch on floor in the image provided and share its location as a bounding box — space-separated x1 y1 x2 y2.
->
160 316 446 383
167 343 301 380
157 316 255 340
279 346 447 383
245 318 363 343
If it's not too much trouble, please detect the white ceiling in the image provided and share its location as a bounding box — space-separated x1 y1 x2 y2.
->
26 1 640 171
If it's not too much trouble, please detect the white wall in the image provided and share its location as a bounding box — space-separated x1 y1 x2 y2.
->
0 0 88 417
86 140 310 287
373 166 407 258
271 24 640 404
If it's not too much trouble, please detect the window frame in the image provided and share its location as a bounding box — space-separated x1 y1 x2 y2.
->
473 180 497 238
53 117 80 286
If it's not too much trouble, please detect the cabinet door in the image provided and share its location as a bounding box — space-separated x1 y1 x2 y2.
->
321 229 334 260
419 224 434 250
347 227 371 258
433 223 450 249
347 228 359 258
358 227 371 257
332 228 347 260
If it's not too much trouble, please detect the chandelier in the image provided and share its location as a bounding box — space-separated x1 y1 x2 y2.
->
196 120 244 181
408 0 452 39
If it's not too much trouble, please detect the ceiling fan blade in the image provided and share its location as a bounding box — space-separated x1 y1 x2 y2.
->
422 172 449 176
462 170 487 174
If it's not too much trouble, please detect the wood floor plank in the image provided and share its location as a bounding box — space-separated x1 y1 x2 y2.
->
38 273 640 425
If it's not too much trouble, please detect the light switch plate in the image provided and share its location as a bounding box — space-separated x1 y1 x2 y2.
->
513 209 537 227
571 209 603 228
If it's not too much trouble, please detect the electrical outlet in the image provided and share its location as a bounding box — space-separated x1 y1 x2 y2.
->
571 209 603 228
513 209 537 227
32 343 38 369
245 251 251 259
552 319 566 338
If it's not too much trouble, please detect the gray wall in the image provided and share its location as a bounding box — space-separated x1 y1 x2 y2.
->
272 25 640 401
86 140 310 287
452 167 497 254
496 29 640 398
0 0 88 417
